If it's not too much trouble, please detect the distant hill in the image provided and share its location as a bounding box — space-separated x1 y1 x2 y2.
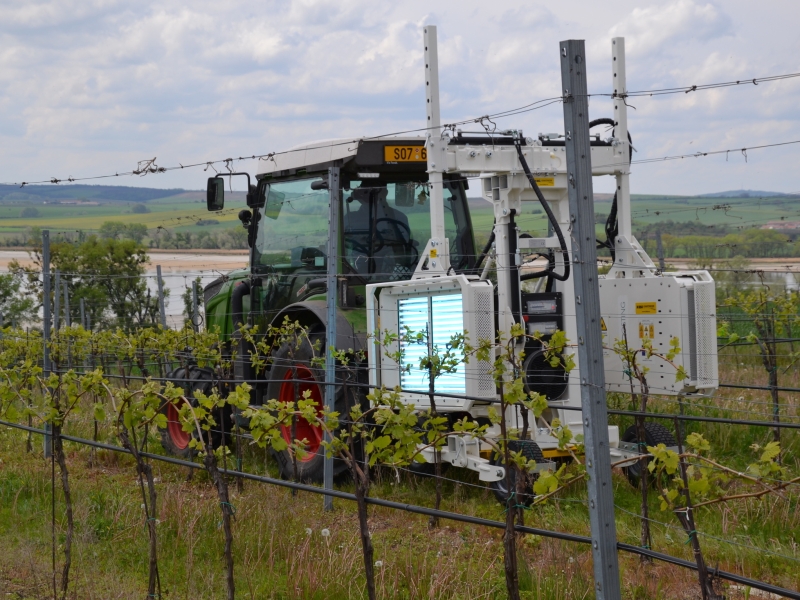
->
697 189 798 199
0 184 188 204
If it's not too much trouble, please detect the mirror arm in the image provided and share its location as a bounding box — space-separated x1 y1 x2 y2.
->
217 171 252 190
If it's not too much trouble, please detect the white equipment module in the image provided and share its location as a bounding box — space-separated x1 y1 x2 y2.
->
365 28 718 479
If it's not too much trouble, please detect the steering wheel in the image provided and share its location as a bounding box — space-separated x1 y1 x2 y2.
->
374 217 418 265
343 235 371 274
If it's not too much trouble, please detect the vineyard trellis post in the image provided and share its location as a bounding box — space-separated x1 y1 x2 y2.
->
42 229 52 459
191 280 199 333
63 281 70 328
656 230 666 271
54 269 61 332
79 298 86 330
63 282 72 369
156 264 167 329
323 165 340 511
560 38 621 599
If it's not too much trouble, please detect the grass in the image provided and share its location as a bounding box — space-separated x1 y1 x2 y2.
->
1 347 799 599
0 339 799 598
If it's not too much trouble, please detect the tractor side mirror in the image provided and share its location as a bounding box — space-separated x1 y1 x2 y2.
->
207 177 225 211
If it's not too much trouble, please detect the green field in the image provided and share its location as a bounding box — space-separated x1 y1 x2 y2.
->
2 182 798 249
0 187 247 243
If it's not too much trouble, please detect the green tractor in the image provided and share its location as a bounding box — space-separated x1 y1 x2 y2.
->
161 137 480 482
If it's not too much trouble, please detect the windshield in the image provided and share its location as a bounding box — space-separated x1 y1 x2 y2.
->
342 180 472 282
253 178 329 272
253 177 474 280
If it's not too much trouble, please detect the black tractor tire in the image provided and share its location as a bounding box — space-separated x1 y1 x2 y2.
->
489 440 545 507
407 458 450 478
266 326 354 483
621 422 676 488
160 365 232 458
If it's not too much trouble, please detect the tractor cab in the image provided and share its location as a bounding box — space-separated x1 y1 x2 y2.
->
205 137 477 341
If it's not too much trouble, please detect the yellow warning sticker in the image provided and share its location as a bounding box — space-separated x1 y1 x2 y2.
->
635 302 657 315
430 248 438 258
600 317 607 331
534 177 555 187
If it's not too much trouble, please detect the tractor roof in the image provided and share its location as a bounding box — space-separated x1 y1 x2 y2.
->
256 136 427 179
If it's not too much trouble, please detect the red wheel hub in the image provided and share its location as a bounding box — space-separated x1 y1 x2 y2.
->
279 365 324 462
166 398 191 450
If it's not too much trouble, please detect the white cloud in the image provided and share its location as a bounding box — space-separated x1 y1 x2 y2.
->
609 0 731 56
0 0 797 196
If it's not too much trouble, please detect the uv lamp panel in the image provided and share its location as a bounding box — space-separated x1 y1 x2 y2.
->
367 275 495 410
397 294 466 395
599 274 717 395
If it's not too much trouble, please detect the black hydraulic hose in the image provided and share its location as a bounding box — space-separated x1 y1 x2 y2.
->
513 139 570 282
588 117 616 129
231 280 251 329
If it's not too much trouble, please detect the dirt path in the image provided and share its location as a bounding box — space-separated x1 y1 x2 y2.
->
0 250 248 272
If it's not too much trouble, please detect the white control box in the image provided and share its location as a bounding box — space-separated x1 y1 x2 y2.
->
599 271 718 396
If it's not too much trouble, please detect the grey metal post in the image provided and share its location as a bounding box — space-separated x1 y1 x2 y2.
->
560 39 621 599
63 282 71 328
53 269 60 332
79 296 89 374
63 281 72 369
42 231 52 459
156 265 168 329
656 230 666 271
191 281 199 333
323 166 340 511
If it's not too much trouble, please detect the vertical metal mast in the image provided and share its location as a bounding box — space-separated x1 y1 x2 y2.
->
611 37 631 242
560 39 622 600
420 25 450 275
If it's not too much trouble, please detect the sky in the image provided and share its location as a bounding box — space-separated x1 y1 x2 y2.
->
1 0 798 195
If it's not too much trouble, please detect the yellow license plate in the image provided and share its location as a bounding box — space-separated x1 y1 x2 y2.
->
384 145 427 163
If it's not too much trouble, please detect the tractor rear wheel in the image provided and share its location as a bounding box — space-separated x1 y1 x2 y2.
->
266 326 352 483
160 366 231 458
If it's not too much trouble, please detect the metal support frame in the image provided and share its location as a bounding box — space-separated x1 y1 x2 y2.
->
417 25 450 277
42 230 52 459
323 166 340 511
560 39 622 599
156 265 168 328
